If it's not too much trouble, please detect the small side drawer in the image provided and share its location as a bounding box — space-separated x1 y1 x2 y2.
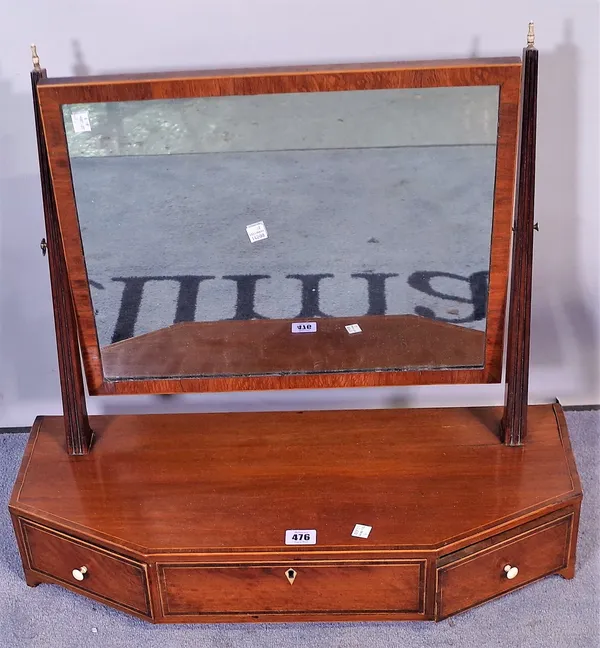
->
436 514 573 619
159 560 426 618
21 520 151 617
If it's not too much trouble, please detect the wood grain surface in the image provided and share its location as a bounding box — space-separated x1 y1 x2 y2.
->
31 68 92 454
436 513 571 618
100 314 485 380
36 59 521 395
502 46 539 445
159 561 425 616
10 404 580 556
9 402 581 622
21 519 151 616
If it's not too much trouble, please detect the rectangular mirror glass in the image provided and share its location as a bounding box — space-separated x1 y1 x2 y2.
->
62 86 499 380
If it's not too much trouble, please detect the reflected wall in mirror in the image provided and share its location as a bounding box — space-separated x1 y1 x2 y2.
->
63 86 499 380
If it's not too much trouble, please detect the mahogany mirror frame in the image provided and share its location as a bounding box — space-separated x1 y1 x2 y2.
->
36 57 521 396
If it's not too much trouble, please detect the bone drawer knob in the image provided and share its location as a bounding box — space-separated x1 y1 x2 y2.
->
72 566 88 581
504 565 519 580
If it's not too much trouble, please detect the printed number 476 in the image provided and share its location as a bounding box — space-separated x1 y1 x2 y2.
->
293 533 311 541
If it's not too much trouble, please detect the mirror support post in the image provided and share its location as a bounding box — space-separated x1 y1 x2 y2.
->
30 47 93 455
501 30 538 446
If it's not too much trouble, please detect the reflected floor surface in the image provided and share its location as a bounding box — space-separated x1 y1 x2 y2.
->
71 145 495 348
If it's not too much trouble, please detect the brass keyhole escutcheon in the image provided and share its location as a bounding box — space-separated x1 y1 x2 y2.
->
285 568 297 585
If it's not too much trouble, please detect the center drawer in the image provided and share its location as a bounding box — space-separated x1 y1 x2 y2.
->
158 560 426 617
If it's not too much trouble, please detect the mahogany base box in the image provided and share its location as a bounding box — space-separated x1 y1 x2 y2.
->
9 403 581 623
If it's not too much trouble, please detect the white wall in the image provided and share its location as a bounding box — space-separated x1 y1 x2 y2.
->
1 0 598 427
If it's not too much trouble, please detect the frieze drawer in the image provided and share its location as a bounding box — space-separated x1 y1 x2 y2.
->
436 514 573 619
20 520 151 617
159 560 426 619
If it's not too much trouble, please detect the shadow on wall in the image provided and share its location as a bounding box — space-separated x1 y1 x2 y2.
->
0 60 63 416
0 40 92 423
386 20 600 408
531 17 599 400
71 39 91 76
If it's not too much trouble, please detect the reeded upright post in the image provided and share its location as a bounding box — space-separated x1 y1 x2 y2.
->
501 24 539 446
30 45 93 455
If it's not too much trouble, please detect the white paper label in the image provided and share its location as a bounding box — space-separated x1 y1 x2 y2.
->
71 111 91 133
246 220 268 242
351 524 372 538
345 324 362 334
285 529 317 545
291 321 317 333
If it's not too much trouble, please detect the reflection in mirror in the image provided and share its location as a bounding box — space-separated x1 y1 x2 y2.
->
63 86 499 379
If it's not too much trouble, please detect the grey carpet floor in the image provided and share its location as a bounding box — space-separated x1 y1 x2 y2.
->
0 410 598 647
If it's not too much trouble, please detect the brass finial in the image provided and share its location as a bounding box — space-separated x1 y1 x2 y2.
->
31 44 41 71
526 22 535 48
